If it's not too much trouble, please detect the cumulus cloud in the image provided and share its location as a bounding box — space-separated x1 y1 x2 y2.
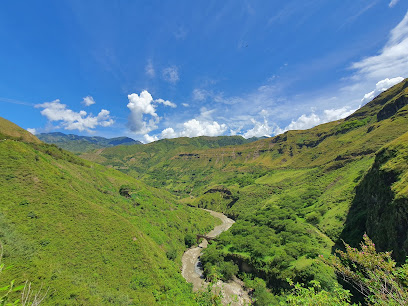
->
351 11 408 80
181 119 227 137
127 90 176 134
145 60 155 77
157 119 227 140
127 91 159 134
161 127 178 139
27 128 37 135
389 0 400 8
162 66 179 84
35 99 114 132
361 77 404 104
243 118 274 138
143 133 158 143
82 96 95 106
155 98 177 108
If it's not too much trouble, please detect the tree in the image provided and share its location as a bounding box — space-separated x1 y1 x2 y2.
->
321 234 408 305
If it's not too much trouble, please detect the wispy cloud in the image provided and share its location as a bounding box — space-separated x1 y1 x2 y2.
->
173 26 187 40
155 98 177 108
351 11 408 80
0 97 35 106
389 0 400 8
145 59 155 77
162 66 179 84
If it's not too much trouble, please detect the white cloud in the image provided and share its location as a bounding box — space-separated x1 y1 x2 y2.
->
243 118 274 138
27 128 37 135
143 133 158 143
182 103 189 107
389 0 399 8
127 90 177 134
161 127 178 139
155 98 177 108
361 77 404 104
285 113 321 131
181 119 227 137
242 110 276 138
241 106 357 138
279 106 357 133
162 66 179 84
82 96 95 106
35 99 114 132
145 60 155 77
158 119 227 140
351 11 408 80
323 107 356 122
127 91 159 134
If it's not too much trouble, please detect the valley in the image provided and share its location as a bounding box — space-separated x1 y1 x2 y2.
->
1 79 408 304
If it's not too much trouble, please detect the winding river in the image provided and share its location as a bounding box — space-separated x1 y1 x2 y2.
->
181 209 251 305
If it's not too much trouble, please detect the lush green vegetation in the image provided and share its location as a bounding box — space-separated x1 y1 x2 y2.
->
2 79 408 304
37 132 142 153
81 79 408 302
0 122 219 304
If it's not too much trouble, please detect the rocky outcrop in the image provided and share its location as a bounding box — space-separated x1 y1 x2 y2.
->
340 139 408 263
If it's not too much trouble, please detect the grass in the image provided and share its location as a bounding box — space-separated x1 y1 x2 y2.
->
0 138 218 304
78 79 408 298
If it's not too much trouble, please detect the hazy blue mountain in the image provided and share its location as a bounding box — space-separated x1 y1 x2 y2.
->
37 132 142 152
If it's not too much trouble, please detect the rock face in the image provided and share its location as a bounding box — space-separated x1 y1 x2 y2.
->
341 132 408 263
377 95 408 121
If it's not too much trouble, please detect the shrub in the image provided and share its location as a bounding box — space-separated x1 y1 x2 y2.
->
184 233 196 248
119 185 132 198
219 261 238 281
284 280 352 305
321 234 408 305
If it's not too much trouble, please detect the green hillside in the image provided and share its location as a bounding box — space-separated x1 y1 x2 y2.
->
0 124 217 304
37 132 142 153
80 135 266 174
0 117 41 143
82 79 408 298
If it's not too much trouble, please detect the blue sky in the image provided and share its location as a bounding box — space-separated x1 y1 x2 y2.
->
1 0 408 143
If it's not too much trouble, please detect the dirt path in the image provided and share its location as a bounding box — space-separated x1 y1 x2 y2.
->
181 209 251 305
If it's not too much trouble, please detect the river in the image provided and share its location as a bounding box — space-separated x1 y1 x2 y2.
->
181 209 251 305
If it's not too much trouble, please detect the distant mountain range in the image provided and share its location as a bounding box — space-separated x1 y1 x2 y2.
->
37 132 142 153
37 132 267 153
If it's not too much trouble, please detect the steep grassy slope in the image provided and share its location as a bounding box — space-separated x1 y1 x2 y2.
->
0 128 217 304
37 132 142 153
341 130 408 262
0 117 41 143
82 79 408 295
